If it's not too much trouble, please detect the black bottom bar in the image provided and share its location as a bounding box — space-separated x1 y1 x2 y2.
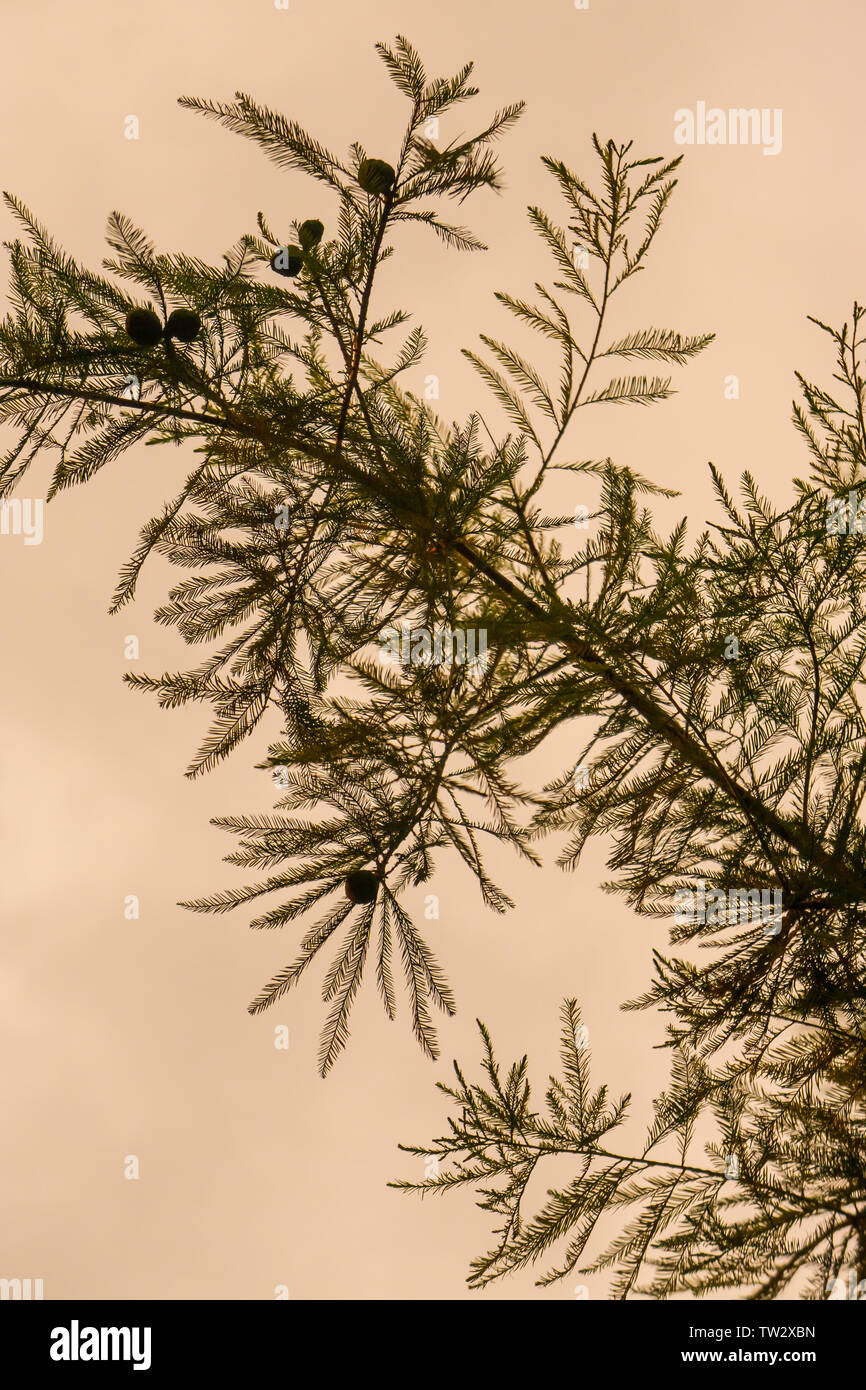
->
0 1297 855 1376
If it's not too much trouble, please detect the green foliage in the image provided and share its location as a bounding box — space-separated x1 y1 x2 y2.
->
396 994 866 1296
2 33 864 1297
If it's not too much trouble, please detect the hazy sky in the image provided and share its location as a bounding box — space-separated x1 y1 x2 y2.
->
0 0 861 1299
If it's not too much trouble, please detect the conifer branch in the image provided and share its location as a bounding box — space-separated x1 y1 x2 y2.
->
3 33 866 1298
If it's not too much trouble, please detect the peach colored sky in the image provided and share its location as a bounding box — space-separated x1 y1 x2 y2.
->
1 0 862 1299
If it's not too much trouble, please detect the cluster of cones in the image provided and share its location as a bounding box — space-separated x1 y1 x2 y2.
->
122 160 397 342
270 158 396 280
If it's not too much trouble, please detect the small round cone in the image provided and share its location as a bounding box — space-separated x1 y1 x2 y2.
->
125 308 163 347
344 871 379 905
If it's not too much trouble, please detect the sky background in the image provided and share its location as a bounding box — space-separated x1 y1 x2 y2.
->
0 0 861 1299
